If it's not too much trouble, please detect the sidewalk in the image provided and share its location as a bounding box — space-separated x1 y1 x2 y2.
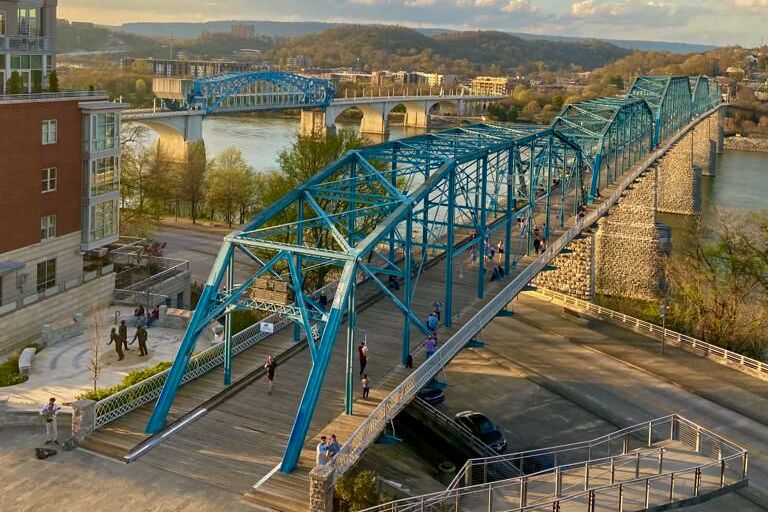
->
513 293 768 426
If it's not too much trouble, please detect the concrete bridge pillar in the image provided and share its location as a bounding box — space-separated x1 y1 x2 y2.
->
657 132 701 214
359 109 390 135
716 108 725 154
402 101 430 130
300 109 337 137
692 111 720 176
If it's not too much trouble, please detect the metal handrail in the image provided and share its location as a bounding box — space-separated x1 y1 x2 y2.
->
330 105 724 482
0 89 104 102
362 415 748 512
535 288 768 380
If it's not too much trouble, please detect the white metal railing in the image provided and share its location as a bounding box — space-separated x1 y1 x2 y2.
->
0 89 104 102
93 313 293 429
0 35 54 52
534 288 768 381
361 415 748 512
330 105 724 482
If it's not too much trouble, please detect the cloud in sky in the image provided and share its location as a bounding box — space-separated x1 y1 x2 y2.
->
57 0 768 46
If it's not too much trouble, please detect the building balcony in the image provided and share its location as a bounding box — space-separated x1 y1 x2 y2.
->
0 35 55 53
0 90 107 103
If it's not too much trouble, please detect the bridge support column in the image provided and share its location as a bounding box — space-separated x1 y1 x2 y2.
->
360 110 389 136
309 465 334 512
716 108 725 154
300 109 335 137
403 105 430 130
692 112 717 176
657 131 701 215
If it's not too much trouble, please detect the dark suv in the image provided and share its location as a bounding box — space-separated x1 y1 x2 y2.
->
454 411 508 453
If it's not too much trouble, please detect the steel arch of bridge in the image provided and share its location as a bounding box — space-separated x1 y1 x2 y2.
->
145 75 721 474
188 71 335 115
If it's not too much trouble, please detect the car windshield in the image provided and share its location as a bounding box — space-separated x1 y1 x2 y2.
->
477 418 497 436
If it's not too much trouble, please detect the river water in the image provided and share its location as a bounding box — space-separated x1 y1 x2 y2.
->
142 114 768 227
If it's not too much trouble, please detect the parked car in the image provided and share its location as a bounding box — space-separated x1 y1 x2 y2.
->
454 411 507 453
417 386 445 406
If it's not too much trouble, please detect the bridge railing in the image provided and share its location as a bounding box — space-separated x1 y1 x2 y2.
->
533 288 768 381
330 105 723 483
360 415 747 512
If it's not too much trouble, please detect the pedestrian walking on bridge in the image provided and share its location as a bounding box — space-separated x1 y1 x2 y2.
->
264 355 276 394
358 341 368 376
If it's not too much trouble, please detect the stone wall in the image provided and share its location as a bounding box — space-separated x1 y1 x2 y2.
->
656 134 702 215
532 233 595 300
594 167 665 301
309 465 335 512
0 274 114 355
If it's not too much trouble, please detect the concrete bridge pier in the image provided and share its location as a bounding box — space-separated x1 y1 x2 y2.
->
137 112 207 169
300 109 336 137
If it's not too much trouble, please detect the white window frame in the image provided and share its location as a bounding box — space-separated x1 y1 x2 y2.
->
42 119 57 145
40 215 56 241
42 167 57 193
36 258 56 292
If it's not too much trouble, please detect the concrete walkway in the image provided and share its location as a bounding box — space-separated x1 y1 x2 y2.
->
3 305 210 407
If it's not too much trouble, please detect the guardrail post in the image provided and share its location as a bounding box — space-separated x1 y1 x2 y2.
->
622 435 629 455
669 473 675 502
635 452 641 479
695 428 701 453
588 489 596 512
483 460 488 484
743 453 749 479
618 483 624 512
487 483 494 512
465 464 472 487
552 499 560 512
720 460 726 487
610 457 616 484
519 477 527 508
693 467 701 497
555 465 563 496
584 461 590 490
644 478 651 508
658 448 664 474
647 421 653 447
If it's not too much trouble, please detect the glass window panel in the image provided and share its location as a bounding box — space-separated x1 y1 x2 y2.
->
0 12 5 36
36 258 56 292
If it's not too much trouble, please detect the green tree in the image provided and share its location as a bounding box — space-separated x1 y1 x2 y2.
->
207 147 254 227
335 470 382 511
174 141 208 224
7 71 24 94
120 125 161 236
47 70 59 92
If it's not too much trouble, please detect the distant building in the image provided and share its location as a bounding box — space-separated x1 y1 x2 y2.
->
285 55 313 69
120 58 250 77
423 73 458 88
230 24 255 39
0 0 57 94
471 76 513 96
370 70 389 87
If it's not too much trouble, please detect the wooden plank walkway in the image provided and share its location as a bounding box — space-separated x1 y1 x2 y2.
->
83 181 612 509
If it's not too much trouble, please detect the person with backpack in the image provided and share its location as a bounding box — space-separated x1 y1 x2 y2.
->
426 312 438 332
264 355 277 394
358 341 368 376
40 397 61 445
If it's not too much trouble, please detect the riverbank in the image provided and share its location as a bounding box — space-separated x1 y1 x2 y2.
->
724 135 768 152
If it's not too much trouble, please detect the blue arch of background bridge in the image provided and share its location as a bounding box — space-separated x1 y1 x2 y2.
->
188 71 336 115
144 74 721 474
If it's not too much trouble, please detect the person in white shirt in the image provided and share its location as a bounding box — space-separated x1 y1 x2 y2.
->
40 397 61 445
316 436 328 466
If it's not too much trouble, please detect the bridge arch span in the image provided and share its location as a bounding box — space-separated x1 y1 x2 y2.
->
124 113 206 165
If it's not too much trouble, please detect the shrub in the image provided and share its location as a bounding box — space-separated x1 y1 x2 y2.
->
335 470 381 511
0 343 43 387
76 361 172 401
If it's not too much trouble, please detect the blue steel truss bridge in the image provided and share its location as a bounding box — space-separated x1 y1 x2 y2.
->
84 74 724 509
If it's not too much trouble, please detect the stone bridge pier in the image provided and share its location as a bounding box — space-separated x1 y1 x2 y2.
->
300 98 469 137
534 110 722 303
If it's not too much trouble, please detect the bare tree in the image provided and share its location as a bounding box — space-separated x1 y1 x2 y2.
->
87 301 104 393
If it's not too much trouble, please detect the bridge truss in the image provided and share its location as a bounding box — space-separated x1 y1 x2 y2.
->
144 75 721 474
145 123 586 472
188 71 335 115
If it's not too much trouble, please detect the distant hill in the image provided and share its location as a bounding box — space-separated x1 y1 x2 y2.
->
268 26 629 73
118 20 714 54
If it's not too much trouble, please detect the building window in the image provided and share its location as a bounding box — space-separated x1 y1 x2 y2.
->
92 113 117 151
36 259 56 292
42 120 57 145
17 6 39 36
42 167 57 192
40 215 56 240
0 11 6 36
90 156 118 195
90 200 117 242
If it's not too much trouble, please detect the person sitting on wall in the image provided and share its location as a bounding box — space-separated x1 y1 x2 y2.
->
146 305 160 328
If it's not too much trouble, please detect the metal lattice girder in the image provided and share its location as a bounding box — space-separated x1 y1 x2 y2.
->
188 71 335 115
552 96 653 201
630 76 692 147
145 122 587 474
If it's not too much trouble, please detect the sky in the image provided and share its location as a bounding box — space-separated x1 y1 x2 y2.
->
58 0 768 47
